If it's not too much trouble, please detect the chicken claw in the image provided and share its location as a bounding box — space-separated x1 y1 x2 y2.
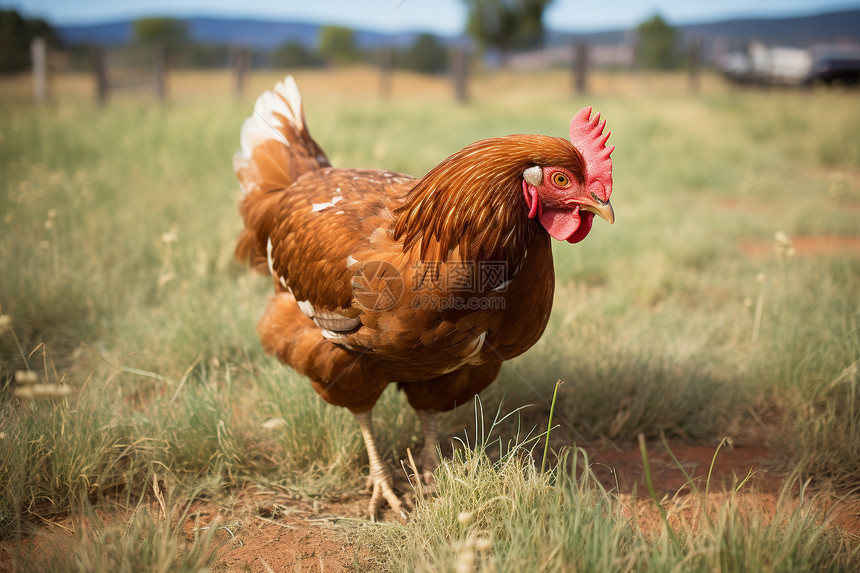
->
353 410 409 521
367 470 408 522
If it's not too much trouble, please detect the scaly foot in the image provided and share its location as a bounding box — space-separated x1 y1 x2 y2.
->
413 410 442 489
353 410 409 521
365 464 409 522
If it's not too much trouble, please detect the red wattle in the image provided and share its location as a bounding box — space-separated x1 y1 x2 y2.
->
538 206 582 242
566 211 594 243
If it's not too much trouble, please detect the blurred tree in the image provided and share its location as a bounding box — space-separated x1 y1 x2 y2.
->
133 17 189 58
184 43 230 68
270 41 324 68
636 13 677 70
318 25 360 65
463 0 554 59
0 9 61 72
397 33 447 74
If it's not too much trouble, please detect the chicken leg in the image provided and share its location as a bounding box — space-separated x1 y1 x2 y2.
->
353 410 408 521
414 410 441 485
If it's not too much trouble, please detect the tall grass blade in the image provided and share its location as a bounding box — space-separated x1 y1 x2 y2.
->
638 432 681 548
541 379 563 473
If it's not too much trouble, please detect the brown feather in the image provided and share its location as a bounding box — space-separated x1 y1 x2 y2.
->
393 135 585 265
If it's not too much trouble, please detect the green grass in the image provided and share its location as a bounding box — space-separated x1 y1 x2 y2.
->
1 70 859 568
366 438 858 572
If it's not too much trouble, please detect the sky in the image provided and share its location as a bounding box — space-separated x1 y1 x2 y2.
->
10 0 860 34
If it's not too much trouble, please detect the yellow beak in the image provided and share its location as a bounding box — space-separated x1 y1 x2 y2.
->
582 201 615 225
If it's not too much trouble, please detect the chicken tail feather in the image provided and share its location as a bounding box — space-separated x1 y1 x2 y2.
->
234 75 330 195
234 76 331 271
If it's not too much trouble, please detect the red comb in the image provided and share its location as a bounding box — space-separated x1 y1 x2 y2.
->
569 107 614 200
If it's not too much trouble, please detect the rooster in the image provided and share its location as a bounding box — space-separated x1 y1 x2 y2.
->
234 76 615 520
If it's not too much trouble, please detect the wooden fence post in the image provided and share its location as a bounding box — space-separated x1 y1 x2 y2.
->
94 46 108 106
450 46 469 103
233 47 250 98
31 37 47 104
572 42 588 94
688 36 701 94
379 45 393 101
153 43 166 102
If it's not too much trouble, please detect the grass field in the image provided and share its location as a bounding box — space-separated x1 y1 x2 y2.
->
1 67 859 570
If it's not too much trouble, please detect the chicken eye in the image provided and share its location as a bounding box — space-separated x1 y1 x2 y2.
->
551 172 570 188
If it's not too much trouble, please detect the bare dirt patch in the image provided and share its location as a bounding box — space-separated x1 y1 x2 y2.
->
587 443 782 496
204 491 373 573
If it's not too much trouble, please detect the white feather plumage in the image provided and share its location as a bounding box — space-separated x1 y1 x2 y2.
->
235 76 305 195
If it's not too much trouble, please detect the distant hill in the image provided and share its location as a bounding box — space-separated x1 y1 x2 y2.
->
187 18 319 49
55 8 860 51
678 9 860 49
58 19 134 46
56 16 459 49
546 9 860 49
